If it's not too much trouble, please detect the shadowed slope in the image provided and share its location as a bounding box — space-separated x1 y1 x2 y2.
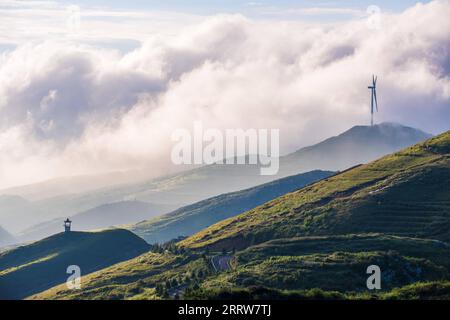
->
0 229 150 299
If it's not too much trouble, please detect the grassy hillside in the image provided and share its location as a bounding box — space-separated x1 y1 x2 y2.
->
30 234 450 300
194 234 450 293
130 170 333 244
180 131 450 249
183 280 450 300
0 229 150 299
30 250 210 300
30 130 450 300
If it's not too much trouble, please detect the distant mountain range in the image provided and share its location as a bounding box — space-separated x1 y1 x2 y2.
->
0 226 15 248
130 170 334 244
31 129 450 300
0 123 432 239
0 229 149 299
0 170 154 202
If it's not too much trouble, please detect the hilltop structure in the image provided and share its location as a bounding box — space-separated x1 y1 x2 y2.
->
64 218 72 233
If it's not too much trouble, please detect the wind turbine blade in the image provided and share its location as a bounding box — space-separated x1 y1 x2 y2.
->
374 89 378 112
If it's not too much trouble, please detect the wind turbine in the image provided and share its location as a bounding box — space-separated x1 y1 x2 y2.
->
368 75 378 126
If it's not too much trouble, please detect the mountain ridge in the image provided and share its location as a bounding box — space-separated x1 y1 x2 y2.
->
130 170 334 244
2 122 431 238
180 130 449 250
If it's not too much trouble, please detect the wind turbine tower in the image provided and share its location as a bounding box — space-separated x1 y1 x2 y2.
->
368 75 378 126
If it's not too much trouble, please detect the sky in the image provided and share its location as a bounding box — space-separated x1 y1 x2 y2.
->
16 1 430 15
0 0 435 51
0 0 449 189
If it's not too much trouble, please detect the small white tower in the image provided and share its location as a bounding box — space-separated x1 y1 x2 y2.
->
64 218 72 233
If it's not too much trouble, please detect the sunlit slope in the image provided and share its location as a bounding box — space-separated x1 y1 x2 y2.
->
130 170 333 244
180 131 450 249
30 234 450 299
0 229 150 299
195 234 450 293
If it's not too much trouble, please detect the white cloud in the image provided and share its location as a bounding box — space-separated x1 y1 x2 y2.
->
0 1 450 189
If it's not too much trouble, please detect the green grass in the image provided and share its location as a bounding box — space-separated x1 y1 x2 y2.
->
31 233 450 300
184 281 450 300
381 281 450 300
30 131 450 300
198 235 450 293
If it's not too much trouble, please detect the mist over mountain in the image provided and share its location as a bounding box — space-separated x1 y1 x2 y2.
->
0 226 15 248
130 170 334 244
0 170 156 202
0 123 432 238
1 1 449 191
279 122 432 175
0 195 41 234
